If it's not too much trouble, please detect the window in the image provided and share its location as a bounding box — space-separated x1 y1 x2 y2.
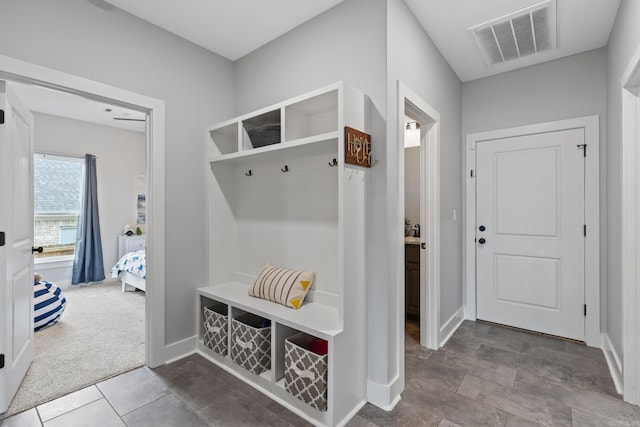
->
34 154 83 259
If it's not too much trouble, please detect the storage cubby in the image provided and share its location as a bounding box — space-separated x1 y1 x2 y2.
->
230 313 271 376
199 82 368 427
242 108 281 151
202 302 228 356
209 122 239 156
283 332 329 412
285 90 338 142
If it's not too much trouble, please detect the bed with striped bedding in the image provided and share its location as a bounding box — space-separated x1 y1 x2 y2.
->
34 280 67 331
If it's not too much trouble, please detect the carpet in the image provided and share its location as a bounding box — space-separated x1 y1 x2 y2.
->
3 281 145 417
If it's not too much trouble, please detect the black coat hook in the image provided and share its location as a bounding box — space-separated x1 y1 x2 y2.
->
245 170 252 177
281 165 289 173
328 158 338 167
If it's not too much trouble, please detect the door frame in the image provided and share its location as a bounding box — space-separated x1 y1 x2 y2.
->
0 54 166 367
465 115 600 347
396 81 441 351
621 44 640 405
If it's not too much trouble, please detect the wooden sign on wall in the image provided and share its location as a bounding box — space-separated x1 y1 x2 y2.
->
345 126 372 168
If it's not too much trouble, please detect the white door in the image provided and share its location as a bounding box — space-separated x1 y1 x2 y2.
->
476 128 585 340
0 81 35 413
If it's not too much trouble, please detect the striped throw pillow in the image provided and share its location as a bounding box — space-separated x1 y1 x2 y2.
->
248 263 315 310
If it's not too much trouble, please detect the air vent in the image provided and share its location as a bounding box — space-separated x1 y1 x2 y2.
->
469 0 556 67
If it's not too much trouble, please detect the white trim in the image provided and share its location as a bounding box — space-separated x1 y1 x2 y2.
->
163 337 198 365
621 43 640 406
366 377 402 411
0 54 166 368
439 306 464 347
465 116 600 346
602 333 624 395
397 81 441 350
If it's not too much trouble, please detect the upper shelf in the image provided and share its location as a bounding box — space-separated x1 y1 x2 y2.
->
208 83 342 164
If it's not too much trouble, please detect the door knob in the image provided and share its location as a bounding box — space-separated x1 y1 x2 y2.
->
32 246 43 254
478 238 486 244
479 225 486 232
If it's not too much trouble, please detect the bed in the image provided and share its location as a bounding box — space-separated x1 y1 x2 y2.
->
111 249 146 292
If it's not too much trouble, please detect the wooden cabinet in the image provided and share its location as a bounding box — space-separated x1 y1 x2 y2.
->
200 82 368 427
405 244 420 319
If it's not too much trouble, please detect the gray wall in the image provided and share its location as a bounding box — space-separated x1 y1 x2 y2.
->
34 113 146 276
462 48 608 334
387 0 463 380
234 0 391 385
463 48 607 137
0 0 236 344
606 0 640 359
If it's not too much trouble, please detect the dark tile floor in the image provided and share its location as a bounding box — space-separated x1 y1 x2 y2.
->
2 320 639 426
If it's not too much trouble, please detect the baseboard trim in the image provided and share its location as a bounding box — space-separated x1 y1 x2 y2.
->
163 335 198 365
366 376 401 411
336 400 367 427
602 333 623 395
439 306 464 347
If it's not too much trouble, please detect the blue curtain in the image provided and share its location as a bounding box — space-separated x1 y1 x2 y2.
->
72 154 105 285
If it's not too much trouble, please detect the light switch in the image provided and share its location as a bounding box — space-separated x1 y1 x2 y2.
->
453 209 457 222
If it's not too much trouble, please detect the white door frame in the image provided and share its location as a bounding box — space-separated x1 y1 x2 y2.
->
396 81 441 351
465 116 600 347
0 54 166 367
621 44 640 405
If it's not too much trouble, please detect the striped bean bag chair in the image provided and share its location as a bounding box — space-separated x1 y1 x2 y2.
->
34 280 67 331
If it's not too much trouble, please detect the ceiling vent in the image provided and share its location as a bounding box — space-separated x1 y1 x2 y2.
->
468 0 556 67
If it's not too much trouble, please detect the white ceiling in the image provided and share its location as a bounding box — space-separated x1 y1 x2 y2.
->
101 0 621 82
6 1 618 144
11 82 146 133
404 0 621 82
103 0 345 61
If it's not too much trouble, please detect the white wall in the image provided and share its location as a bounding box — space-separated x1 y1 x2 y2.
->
34 113 146 279
462 48 608 333
404 147 420 228
0 0 236 344
387 0 463 359
606 0 640 361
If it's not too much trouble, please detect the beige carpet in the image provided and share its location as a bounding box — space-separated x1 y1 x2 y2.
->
3 281 145 417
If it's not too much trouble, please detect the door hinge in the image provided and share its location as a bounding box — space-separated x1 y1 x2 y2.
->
577 144 587 157
584 224 587 237
584 304 587 316
0 109 4 124
470 169 475 178
0 231 4 247
0 354 4 369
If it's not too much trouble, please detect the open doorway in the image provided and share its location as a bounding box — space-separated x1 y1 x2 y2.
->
3 81 148 416
397 81 440 355
0 54 165 417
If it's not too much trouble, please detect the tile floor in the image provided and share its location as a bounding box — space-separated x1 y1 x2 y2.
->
2 320 639 426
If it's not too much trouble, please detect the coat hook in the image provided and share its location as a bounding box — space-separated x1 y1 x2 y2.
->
328 158 338 167
245 170 252 177
281 165 289 173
